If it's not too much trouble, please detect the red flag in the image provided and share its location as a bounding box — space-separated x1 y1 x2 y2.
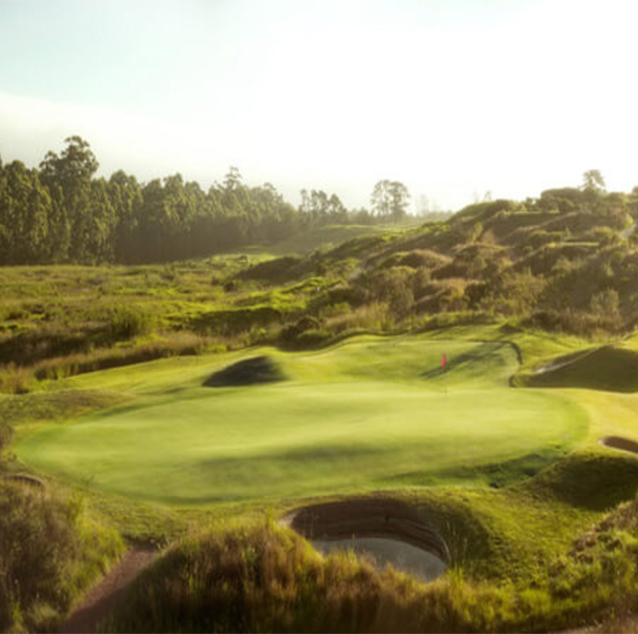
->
441 353 447 368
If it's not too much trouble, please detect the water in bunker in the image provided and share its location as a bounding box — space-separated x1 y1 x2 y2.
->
312 537 446 582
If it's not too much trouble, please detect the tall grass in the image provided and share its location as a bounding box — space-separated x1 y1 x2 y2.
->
103 512 638 633
0 334 225 394
0 481 123 633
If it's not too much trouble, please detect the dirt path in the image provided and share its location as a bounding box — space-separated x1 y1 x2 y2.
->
60 546 157 633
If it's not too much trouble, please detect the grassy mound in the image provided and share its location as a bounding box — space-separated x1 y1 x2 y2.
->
522 345 638 392
103 521 428 633
203 356 285 387
103 499 638 634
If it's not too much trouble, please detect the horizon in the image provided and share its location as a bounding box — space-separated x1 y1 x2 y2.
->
1 0 638 212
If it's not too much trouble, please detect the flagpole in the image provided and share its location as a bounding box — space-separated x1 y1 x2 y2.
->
442 352 447 394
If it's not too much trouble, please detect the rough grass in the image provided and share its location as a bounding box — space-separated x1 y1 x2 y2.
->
102 506 638 634
0 481 124 633
0 390 128 428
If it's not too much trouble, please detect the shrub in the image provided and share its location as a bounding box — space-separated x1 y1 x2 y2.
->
293 328 332 348
0 362 34 394
0 419 12 454
359 267 416 318
325 302 391 332
191 306 283 336
238 256 304 284
106 305 153 341
525 310 623 337
279 316 323 347
590 289 620 317
0 482 123 632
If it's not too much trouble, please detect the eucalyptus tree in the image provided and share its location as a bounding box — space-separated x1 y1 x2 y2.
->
371 180 410 221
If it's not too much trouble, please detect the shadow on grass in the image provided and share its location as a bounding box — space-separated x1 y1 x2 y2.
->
524 346 638 393
383 450 568 489
419 341 512 381
533 451 638 511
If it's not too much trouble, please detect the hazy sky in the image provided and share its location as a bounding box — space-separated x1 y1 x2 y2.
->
1 0 637 211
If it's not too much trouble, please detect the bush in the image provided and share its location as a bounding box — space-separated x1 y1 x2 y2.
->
525 310 623 337
0 482 123 632
279 316 323 347
0 420 12 454
293 328 332 348
191 306 283 336
238 256 304 284
590 289 620 317
106 305 153 341
0 362 34 394
359 267 416 317
325 302 391 332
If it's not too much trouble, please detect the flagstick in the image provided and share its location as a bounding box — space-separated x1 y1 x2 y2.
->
441 352 448 395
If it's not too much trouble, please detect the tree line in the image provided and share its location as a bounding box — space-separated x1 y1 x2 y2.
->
0 137 411 265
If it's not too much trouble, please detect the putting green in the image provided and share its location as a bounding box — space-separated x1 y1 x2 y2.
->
17 337 589 505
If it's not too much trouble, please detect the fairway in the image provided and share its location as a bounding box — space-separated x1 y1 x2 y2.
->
17 337 589 505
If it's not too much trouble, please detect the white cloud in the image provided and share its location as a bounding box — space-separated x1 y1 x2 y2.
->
2 0 638 211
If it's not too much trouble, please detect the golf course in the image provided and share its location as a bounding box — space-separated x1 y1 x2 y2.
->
8 322 638 633
15 336 589 504
4 140 638 633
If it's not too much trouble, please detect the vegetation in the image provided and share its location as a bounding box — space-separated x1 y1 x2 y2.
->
0 138 411 266
4 165 638 632
0 481 123 632
101 502 638 633
16 337 587 504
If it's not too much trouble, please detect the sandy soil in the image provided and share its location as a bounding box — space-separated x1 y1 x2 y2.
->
59 546 157 634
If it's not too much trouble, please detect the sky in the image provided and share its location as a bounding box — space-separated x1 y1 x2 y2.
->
1 0 638 212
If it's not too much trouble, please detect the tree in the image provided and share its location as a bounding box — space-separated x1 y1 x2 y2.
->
582 169 605 192
39 136 100 261
109 170 143 262
0 161 52 264
223 166 243 191
370 180 410 221
39 136 99 190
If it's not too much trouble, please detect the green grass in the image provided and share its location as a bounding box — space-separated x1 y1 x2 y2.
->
11 326 638 632
252 222 418 256
17 336 588 505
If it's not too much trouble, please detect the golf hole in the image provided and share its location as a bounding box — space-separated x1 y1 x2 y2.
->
283 498 449 583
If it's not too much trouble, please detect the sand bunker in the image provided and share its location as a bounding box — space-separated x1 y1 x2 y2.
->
600 436 638 455
283 498 449 582
0 473 46 489
203 355 285 387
